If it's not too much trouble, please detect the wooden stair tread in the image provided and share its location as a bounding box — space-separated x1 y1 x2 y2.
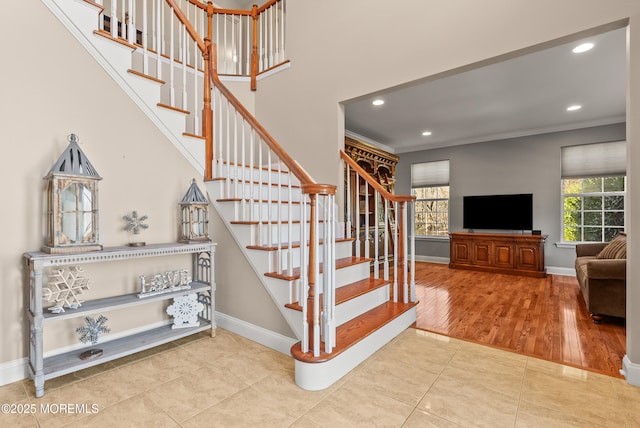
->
290 301 417 363
265 257 372 281
248 237 355 251
230 219 327 225
285 277 388 311
127 69 166 84
157 103 190 115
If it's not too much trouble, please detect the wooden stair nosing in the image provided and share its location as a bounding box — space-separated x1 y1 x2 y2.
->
264 256 372 281
183 132 205 140
127 69 165 85
290 300 418 363
93 29 137 50
157 103 190 115
284 277 388 311
247 237 355 252
230 219 327 225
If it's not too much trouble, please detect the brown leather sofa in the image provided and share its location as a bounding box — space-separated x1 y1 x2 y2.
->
575 238 626 323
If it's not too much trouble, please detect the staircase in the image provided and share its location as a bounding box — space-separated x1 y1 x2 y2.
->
42 0 417 391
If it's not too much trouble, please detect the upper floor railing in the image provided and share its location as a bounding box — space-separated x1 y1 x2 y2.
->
95 0 287 90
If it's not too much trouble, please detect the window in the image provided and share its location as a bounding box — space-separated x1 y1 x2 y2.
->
411 160 450 237
561 141 626 243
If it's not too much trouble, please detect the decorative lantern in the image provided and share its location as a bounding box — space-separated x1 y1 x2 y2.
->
179 179 210 243
43 134 102 254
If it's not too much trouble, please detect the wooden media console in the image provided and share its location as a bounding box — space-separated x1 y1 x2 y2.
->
449 232 547 277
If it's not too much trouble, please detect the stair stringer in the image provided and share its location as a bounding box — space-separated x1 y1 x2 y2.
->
41 0 205 173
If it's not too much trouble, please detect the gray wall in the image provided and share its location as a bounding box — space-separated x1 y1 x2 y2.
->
395 123 626 270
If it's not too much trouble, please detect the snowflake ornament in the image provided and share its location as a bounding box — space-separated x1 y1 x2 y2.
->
76 315 110 345
166 294 204 329
123 210 149 234
43 267 90 313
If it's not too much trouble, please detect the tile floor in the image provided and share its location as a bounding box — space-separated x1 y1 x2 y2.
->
1 328 639 427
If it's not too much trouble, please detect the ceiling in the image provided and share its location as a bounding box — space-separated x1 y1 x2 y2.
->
344 27 627 154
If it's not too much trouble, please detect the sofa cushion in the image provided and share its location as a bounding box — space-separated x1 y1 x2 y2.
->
597 233 626 259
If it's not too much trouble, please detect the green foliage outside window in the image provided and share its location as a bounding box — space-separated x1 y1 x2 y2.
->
562 176 625 242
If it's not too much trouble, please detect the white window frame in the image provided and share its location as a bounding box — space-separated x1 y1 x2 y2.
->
411 160 450 239
560 141 626 244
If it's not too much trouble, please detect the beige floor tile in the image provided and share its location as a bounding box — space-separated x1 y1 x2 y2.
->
418 373 519 428
456 340 527 367
521 369 627 427
0 380 29 402
525 357 618 397
288 415 325 427
515 400 607 428
181 385 297 427
0 398 40 428
347 356 439 406
303 381 414 427
143 364 249 422
402 409 461 428
374 334 458 375
62 394 178 428
109 341 177 367
180 332 250 362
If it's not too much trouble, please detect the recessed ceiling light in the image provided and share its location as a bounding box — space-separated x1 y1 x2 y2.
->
573 42 594 53
421 131 432 136
566 104 582 111
372 99 384 106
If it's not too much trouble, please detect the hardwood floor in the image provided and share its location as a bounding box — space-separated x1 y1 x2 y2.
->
413 262 626 378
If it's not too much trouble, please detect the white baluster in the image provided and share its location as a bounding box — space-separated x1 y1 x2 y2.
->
245 15 251 75
364 181 370 259
313 200 320 358
233 110 238 199
142 0 148 74
300 194 308 353
181 24 188 111
410 202 416 303
248 129 255 222
287 177 293 277
169 4 175 106
374 191 379 279
156 0 162 79
384 198 389 281
258 138 264 246
393 201 398 302
111 0 118 39
267 149 273 249
127 0 135 44
269 6 274 68
280 0 286 62
403 203 408 304
345 164 352 239
241 121 247 220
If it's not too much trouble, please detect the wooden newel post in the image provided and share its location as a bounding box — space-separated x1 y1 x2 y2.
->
203 38 214 180
250 5 259 91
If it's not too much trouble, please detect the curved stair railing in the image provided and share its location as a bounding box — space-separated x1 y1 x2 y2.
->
341 151 417 304
162 0 337 357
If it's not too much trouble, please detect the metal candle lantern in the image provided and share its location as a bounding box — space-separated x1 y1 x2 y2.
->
179 179 210 243
42 134 102 254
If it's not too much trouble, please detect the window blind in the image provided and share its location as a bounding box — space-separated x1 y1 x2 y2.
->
561 141 626 178
411 160 450 187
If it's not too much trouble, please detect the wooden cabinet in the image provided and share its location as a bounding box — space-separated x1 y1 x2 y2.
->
24 242 216 397
449 232 546 277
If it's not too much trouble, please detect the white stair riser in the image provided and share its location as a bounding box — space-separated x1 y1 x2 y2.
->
211 180 303 203
217 200 306 223
217 164 300 187
245 240 354 274
230 222 329 247
335 284 389 326
294 307 417 391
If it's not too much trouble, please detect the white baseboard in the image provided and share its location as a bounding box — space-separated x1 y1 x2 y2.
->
621 355 640 386
414 256 449 264
0 357 28 387
546 266 576 276
215 311 297 356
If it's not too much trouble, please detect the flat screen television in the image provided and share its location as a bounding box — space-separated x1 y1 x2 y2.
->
463 193 533 231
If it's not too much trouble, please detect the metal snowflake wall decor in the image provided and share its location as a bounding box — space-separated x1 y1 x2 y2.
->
123 210 149 246
43 267 90 313
166 294 204 329
76 315 110 345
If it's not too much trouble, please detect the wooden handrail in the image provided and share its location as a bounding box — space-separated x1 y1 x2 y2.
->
256 0 280 14
340 151 415 203
167 0 206 53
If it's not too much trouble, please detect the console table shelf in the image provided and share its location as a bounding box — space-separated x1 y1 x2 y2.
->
449 232 546 277
42 321 211 380
24 242 216 397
